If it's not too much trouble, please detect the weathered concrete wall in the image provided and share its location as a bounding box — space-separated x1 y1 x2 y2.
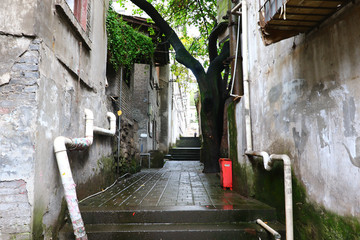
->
0 0 36 37
235 0 360 220
0 37 39 240
158 65 170 152
133 63 160 153
0 0 112 238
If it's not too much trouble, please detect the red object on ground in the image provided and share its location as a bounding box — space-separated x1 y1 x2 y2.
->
219 158 232 190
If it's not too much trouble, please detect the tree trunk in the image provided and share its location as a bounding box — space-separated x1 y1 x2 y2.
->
128 0 229 173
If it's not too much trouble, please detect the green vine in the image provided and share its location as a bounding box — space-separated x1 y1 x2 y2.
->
106 7 154 73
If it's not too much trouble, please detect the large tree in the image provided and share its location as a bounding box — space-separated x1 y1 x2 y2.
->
119 0 233 173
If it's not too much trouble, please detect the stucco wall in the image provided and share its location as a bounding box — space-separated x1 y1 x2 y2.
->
0 0 111 238
158 65 170 152
236 1 360 218
0 37 38 240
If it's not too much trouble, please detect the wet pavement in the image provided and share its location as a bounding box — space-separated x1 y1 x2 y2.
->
60 161 284 239
79 161 270 210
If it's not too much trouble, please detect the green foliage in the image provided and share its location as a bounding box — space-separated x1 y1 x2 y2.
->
116 0 217 66
117 157 140 174
106 7 154 72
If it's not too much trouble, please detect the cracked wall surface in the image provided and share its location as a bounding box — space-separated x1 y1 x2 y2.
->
0 37 40 239
0 0 111 238
235 1 360 218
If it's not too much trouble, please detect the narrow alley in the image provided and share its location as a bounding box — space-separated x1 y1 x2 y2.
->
2 0 360 239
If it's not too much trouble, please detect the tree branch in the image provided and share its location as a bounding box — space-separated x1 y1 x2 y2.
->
207 41 230 77
208 21 228 63
196 0 209 37
129 0 206 81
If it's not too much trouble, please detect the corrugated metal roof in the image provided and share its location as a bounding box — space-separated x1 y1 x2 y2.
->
259 0 351 45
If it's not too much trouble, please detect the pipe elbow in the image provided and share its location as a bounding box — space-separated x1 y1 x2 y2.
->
260 152 272 171
245 150 272 171
84 108 94 120
107 112 116 121
107 112 116 134
54 136 66 153
270 154 291 166
54 136 72 153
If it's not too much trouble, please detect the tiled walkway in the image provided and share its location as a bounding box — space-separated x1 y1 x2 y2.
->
60 161 283 239
80 161 264 210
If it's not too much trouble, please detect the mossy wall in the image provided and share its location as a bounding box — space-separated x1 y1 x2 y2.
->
227 103 360 239
76 156 119 200
228 102 254 197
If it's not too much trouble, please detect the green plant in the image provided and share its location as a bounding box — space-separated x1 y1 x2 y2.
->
106 7 154 79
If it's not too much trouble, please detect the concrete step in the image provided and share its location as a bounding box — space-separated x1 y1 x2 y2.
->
169 157 200 161
58 161 286 239
169 148 201 161
59 222 285 240
176 137 201 147
169 148 201 154
79 205 277 224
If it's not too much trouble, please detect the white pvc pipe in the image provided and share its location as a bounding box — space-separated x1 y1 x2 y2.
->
53 109 116 239
242 0 253 151
54 109 93 240
256 219 281 240
245 150 271 170
270 154 294 240
245 151 294 240
93 112 116 136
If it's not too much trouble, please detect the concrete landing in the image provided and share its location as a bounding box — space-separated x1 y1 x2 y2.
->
79 161 270 210
60 161 285 239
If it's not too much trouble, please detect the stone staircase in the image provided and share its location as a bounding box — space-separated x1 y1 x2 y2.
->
168 137 201 161
59 161 285 240
60 205 284 239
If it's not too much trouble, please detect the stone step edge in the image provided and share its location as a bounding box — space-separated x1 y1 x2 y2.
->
60 221 285 233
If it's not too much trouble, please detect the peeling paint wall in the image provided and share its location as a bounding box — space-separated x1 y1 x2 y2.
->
235 0 360 220
0 0 111 238
0 37 39 239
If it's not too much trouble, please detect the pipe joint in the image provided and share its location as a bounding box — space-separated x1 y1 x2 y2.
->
270 154 291 166
84 108 94 120
245 150 272 170
54 136 73 153
93 112 116 136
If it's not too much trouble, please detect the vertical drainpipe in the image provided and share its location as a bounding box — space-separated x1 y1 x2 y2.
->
117 66 123 173
242 0 253 151
54 109 116 239
270 154 294 240
54 109 94 240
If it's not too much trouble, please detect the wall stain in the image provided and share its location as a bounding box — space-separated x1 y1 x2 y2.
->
343 97 356 137
268 83 282 104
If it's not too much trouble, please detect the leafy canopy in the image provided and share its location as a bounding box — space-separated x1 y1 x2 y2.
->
106 7 155 71
114 0 217 91
115 0 217 63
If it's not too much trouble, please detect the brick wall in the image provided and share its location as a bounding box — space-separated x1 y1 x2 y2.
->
120 67 133 121
0 180 31 239
0 38 40 239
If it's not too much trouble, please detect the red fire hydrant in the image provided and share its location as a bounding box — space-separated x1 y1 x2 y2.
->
219 158 232 190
